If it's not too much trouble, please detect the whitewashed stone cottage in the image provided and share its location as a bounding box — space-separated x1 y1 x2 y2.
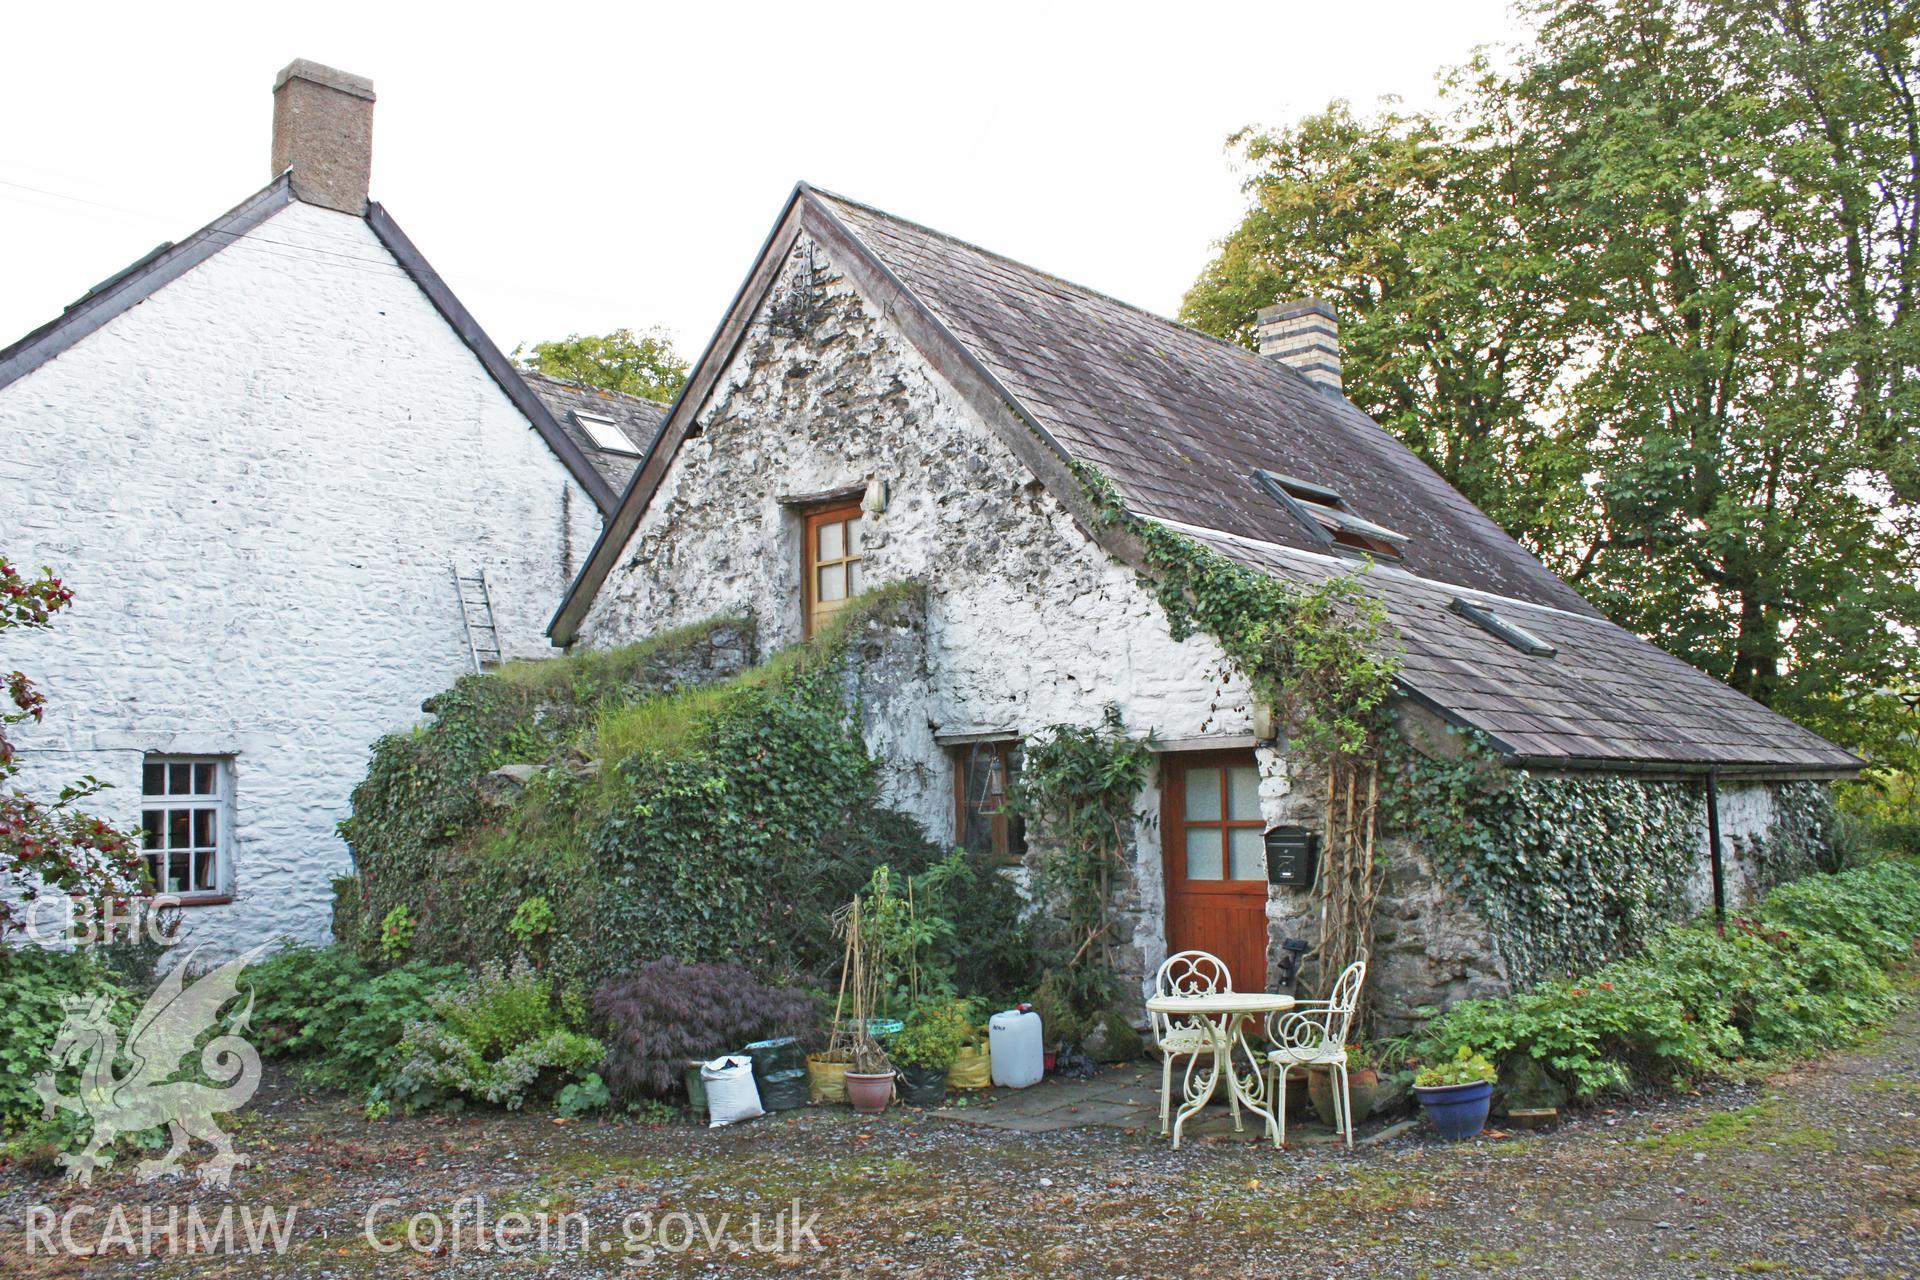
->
551 185 1862 1023
0 61 663 953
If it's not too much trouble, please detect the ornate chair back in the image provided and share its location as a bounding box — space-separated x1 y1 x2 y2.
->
1151 950 1232 1051
1266 957 1367 1058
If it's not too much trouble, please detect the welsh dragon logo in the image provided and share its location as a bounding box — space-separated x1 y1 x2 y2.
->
35 945 268 1187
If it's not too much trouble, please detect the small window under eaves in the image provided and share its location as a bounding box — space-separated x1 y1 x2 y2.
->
1450 597 1557 656
1252 469 1407 560
574 411 639 456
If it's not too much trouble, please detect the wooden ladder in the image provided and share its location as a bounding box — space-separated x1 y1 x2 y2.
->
451 566 503 671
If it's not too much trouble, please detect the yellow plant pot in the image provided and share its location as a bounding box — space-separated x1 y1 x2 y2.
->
945 1043 992 1090
806 1055 849 1104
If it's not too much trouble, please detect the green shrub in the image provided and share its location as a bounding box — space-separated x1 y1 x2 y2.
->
1756 858 1920 966
0 949 136 1133
892 997 976 1070
334 589 1023 993
1424 859 1920 1102
246 944 464 1090
382 959 603 1113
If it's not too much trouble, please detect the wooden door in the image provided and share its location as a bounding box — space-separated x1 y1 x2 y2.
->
1162 751 1270 991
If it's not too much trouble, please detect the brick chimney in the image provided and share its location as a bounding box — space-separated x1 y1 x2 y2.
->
270 59 376 215
1255 298 1342 394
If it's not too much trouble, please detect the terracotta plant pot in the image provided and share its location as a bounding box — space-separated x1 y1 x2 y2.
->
1284 1067 1312 1118
806 1054 849 1105
1308 1066 1379 1129
844 1070 896 1115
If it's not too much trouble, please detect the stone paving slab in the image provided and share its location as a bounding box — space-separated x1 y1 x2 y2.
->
930 1062 1410 1147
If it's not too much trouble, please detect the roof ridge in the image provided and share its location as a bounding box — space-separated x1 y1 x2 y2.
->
517 368 669 413
800 183 1316 387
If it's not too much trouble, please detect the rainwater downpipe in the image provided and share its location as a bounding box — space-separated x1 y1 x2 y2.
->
1705 772 1727 930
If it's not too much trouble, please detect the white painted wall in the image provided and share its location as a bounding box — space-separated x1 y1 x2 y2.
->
0 198 603 955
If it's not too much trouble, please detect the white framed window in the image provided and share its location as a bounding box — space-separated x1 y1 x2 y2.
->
140 756 231 900
573 411 640 456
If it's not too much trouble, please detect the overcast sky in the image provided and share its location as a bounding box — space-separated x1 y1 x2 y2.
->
1 1 1523 363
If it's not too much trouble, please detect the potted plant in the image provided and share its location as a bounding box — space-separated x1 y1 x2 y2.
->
1412 1047 1497 1140
1030 972 1087 1073
831 894 896 1115
1308 1042 1380 1129
893 999 968 1106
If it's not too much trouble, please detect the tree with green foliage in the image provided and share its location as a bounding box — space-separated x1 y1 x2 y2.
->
513 327 689 403
1182 0 1920 775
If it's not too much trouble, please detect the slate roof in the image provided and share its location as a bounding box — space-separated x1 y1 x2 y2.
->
1183 529 1859 774
816 192 1597 617
553 184 1861 777
522 371 667 490
0 177 622 516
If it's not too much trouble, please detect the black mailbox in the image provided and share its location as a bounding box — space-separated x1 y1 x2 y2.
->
1264 826 1319 888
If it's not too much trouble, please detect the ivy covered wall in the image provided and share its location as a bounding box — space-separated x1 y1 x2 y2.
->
1385 726 1841 992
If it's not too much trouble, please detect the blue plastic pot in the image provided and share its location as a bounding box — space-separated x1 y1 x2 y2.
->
1414 1080 1493 1140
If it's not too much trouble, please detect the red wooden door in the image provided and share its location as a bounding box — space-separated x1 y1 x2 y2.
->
1162 751 1270 992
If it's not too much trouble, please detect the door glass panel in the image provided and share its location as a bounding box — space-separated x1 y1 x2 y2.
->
1186 827 1223 879
817 521 844 561
818 563 846 602
1228 828 1265 880
1227 766 1261 820
1183 767 1221 821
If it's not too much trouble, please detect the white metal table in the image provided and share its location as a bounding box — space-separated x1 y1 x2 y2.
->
1145 991 1295 1149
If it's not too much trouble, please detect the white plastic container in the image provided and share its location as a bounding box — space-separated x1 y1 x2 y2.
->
988 1008 1044 1089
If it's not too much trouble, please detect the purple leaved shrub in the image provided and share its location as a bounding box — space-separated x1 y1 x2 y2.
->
591 957 821 1099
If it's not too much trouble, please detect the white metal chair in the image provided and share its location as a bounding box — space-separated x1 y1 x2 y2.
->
1150 949 1235 1136
1265 958 1366 1148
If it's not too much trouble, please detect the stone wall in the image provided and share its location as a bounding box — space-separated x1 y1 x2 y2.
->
2 198 604 955
574 236 1512 1020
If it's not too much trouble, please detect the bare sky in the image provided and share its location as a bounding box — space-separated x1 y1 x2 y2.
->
0 1 1523 362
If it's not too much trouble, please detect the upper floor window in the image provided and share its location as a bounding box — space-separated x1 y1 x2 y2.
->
803 502 865 637
140 756 230 900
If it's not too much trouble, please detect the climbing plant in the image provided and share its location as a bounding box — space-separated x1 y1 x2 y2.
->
1077 465 1400 992
1007 705 1156 1019
1386 727 1705 986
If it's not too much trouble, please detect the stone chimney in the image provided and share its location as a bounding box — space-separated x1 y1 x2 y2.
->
1255 297 1342 394
270 59 376 215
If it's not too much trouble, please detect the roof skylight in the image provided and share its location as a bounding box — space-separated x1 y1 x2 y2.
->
1449 597 1558 657
574 411 639 456
1252 469 1408 560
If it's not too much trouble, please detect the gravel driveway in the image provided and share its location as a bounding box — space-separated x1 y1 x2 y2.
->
5 992 1917 1278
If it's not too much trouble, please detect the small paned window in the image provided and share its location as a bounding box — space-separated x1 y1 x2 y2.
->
1449 597 1558 657
573 411 640 456
954 741 1027 865
1253 469 1407 560
803 503 865 637
1179 761 1266 881
140 756 230 899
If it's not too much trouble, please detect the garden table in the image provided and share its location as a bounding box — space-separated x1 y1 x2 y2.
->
1144 991 1295 1149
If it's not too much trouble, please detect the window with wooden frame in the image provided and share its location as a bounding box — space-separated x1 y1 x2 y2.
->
1173 757 1267 882
953 740 1027 865
139 756 231 900
802 502 865 637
